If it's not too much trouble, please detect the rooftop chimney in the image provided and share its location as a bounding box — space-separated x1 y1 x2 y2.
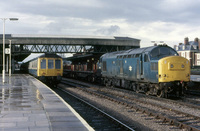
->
194 37 199 42
199 39 200 51
184 37 189 45
174 45 177 49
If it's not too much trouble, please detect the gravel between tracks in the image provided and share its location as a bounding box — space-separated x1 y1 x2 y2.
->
58 84 186 131
100 87 200 117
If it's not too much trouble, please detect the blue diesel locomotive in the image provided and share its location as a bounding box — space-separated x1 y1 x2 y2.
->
99 45 190 97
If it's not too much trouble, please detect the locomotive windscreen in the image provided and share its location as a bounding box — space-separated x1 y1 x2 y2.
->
150 46 178 60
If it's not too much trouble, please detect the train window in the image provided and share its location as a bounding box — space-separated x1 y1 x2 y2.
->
160 47 170 56
119 56 123 58
41 59 46 69
169 49 178 56
144 54 150 62
100 58 102 63
151 48 159 58
48 60 54 69
103 61 107 71
132 54 135 58
135 54 140 57
123 55 127 58
55 59 61 69
33 60 37 68
128 55 131 58
151 62 158 70
151 47 178 59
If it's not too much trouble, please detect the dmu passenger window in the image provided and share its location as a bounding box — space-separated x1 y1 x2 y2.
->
41 59 46 69
55 60 61 69
48 60 54 69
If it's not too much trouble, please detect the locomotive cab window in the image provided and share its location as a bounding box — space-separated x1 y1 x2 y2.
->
55 59 61 69
41 59 46 69
48 59 54 69
150 47 178 60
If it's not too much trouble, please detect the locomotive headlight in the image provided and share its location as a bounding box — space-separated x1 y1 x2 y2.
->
181 64 184 68
170 64 174 68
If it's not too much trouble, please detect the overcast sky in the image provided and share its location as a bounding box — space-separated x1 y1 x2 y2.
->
1 0 200 48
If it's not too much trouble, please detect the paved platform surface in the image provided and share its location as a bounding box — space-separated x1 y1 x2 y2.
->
0 74 94 131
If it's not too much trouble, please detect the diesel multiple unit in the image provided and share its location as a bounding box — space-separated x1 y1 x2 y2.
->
21 53 63 85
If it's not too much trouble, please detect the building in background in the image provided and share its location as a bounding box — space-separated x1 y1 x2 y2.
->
174 37 200 67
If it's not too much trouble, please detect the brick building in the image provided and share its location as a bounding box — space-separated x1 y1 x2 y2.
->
174 37 200 67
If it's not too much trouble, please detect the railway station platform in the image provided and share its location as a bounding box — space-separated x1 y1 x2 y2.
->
0 74 93 131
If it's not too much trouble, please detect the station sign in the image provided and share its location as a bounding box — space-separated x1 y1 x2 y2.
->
5 48 10 54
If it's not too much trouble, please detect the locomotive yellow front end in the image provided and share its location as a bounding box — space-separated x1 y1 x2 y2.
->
158 56 190 97
158 56 190 83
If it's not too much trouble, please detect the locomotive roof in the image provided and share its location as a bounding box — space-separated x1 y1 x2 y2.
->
101 45 174 58
128 46 157 54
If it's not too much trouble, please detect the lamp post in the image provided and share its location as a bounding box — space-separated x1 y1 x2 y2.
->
9 40 11 77
1 18 18 83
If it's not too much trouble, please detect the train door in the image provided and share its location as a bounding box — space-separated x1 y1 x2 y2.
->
55 59 63 76
140 54 143 75
117 56 123 87
47 59 55 76
143 53 150 81
136 54 144 80
136 55 140 79
120 60 123 75
39 58 47 76
140 54 144 80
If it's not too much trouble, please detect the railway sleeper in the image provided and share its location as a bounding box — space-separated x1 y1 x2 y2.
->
78 83 199 131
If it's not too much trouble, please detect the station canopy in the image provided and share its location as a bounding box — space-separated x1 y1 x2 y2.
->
0 34 140 61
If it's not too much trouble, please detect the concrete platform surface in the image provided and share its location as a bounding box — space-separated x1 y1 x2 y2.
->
0 74 94 131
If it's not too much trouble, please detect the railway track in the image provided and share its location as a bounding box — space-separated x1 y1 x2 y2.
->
62 78 200 108
61 78 200 131
186 89 200 96
54 82 135 131
181 94 200 107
